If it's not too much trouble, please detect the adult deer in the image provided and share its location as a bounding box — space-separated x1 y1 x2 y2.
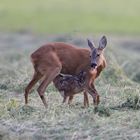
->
24 36 107 108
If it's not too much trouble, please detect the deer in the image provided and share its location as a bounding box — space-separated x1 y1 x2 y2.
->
24 36 107 108
53 70 89 107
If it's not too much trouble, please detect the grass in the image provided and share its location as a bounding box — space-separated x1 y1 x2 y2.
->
0 33 140 139
0 0 140 34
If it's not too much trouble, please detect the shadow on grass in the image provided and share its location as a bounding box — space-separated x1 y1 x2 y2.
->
93 95 140 117
94 106 111 117
111 95 140 110
8 105 36 119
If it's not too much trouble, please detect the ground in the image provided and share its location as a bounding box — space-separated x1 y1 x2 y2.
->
0 32 140 140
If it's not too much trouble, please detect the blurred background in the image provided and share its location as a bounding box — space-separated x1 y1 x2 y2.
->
0 0 140 34
0 0 140 82
0 0 140 139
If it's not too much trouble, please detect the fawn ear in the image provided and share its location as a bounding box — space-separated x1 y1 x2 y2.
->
87 39 95 50
98 36 107 50
59 73 64 77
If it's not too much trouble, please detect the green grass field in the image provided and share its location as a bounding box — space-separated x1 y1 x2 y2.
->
0 33 140 139
0 0 140 139
0 0 140 34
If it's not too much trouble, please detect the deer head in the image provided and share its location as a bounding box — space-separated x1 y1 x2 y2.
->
87 36 107 70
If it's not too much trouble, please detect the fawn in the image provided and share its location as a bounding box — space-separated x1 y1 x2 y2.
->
53 71 89 107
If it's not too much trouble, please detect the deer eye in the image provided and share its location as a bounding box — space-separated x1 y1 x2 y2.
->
97 54 100 57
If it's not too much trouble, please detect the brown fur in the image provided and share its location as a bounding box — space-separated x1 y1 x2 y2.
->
53 71 89 107
25 36 107 108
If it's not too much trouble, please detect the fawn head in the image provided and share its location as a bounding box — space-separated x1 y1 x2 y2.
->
77 71 87 82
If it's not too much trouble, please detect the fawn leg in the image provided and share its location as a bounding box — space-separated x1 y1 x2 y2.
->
62 94 68 103
84 91 89 107
37 67 61 108
68 95 74 105
24 71 42 104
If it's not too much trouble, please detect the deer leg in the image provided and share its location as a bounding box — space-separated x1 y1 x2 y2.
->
87 82 100 106
84 91 89 107
68 95 74 105
91 83 100 105
37 67 61 108
24 72 42 104
88 89 99 106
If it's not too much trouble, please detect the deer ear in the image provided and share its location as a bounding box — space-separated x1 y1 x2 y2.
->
87 39 95 50
98 36 107 50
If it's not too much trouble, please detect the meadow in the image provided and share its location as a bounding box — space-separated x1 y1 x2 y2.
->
0 33 140 140
0 0 140 139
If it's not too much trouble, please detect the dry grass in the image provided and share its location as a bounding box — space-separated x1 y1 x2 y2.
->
0 33 140 140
